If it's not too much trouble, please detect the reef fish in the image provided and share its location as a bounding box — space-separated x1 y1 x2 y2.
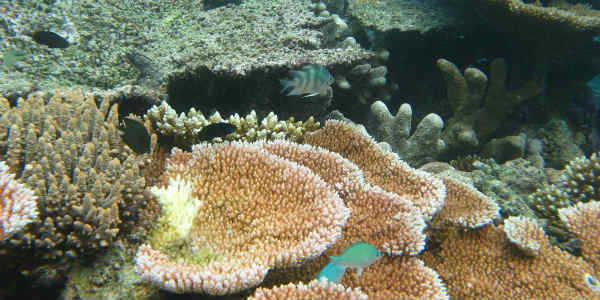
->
32 31 70 48
197 122 237 141
329 241 381 277
317 261 347 283
280 64 334 98
119 117 151 154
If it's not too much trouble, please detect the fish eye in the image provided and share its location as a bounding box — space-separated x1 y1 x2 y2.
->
585 273 600 291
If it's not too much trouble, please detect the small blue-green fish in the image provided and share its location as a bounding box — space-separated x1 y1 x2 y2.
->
280 64 334 98
329 241 381 277
317 261 347 283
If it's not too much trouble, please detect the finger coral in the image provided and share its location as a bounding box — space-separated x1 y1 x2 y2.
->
249 278 368 300
135 142 350 295
0 160 38 240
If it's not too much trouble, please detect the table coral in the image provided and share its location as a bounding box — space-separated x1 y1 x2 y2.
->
135 142 350 295
437 58 543 152
305 120 446 220
559 201 600 275
422 217 600 299
249 278 368 300
430 176 500 229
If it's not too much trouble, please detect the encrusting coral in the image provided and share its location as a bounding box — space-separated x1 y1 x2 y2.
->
0 90 155 278
0 160 38 241
135 142 350 295
367 101 446 167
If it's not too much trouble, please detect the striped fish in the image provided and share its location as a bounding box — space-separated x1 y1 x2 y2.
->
280 64 334 98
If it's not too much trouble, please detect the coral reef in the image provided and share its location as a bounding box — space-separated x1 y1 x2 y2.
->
249 278 368 300
0 160 38 241
0 90 155 278
367 101 446 167
135 142 350 294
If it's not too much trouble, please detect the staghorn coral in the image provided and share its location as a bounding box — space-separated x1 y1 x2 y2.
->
367 101 446 167
0 160 38 241
421 219 600 299
304 120 446 220
145 100 320 148
437 58 543 152
0 90 155 277
135 142 350 295
249 278 368 300
559 201 600 275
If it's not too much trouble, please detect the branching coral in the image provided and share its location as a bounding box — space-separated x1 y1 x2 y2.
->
528 152 600 244
144 100 320 148
0 90 155 278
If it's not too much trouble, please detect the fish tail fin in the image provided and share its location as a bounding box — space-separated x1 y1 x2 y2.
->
329 255 341 264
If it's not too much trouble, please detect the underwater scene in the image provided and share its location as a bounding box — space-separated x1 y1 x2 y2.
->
1 0 600 299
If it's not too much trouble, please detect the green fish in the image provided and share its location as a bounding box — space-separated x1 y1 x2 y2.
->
329 241 381 278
